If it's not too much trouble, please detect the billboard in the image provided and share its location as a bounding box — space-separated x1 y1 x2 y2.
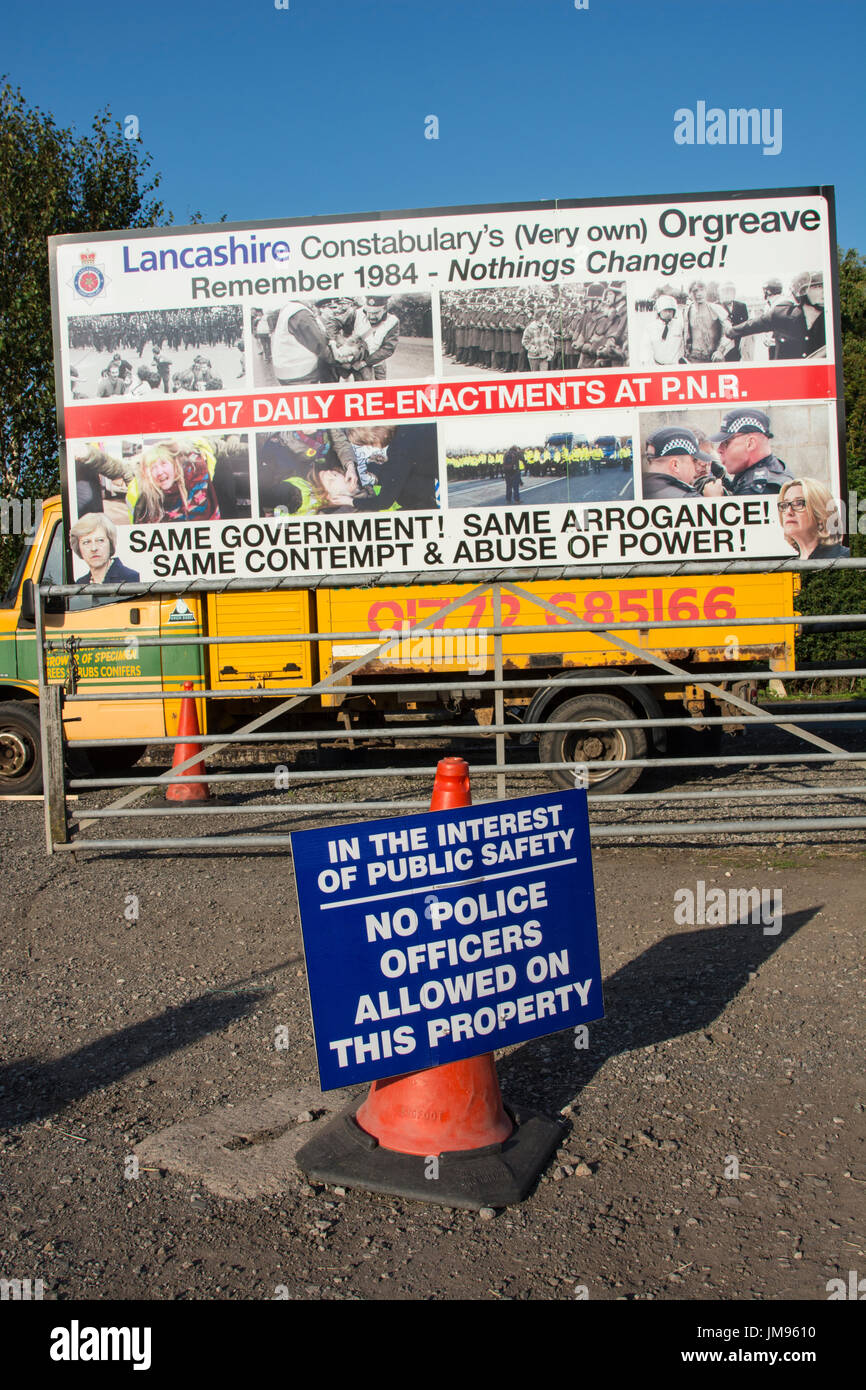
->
49 187 846 585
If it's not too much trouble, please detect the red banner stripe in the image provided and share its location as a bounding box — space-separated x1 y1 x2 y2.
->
63 363 836 439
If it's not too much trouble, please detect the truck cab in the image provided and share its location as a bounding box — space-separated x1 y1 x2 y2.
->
0 498 194 793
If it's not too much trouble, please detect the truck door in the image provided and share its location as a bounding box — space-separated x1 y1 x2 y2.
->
20 517 166 745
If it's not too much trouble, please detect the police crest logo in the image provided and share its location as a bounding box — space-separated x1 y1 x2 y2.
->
72 251 106 300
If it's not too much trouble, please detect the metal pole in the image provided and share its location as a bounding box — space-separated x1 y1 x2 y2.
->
492 583 506 800
42 685 69 849
35 588 67 851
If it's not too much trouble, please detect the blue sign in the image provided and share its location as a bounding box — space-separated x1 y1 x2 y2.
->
291 790 603 1090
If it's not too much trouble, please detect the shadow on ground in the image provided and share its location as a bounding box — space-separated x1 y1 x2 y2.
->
498 905 821 1114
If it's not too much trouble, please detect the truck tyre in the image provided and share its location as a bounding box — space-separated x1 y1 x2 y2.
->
537 693 647 796
0 701 43 796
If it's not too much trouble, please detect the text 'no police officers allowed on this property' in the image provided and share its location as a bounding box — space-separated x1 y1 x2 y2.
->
291 791 604 1090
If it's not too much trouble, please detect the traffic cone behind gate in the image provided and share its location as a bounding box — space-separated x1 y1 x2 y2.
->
355 756 512 1156
165 681 209 802
296 756 564 1207
426 754 472 809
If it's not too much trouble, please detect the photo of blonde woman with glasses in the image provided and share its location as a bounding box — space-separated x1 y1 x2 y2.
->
777 478 849 559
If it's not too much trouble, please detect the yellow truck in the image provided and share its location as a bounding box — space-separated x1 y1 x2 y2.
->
0 495 797 796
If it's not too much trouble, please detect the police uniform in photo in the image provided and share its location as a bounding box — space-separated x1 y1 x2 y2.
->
728 274 825 361
642 427 713 498
710 410 795 495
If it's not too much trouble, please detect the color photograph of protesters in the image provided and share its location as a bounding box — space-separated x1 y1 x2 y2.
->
69 513 140 584
66 307 244 400
441 282 629 378
69 434 251 525
130 441 222 523
133 435 251 522
256 429 360 514
638 404 837 504
250 294 433 388
443 412 634 508
254 422 439 515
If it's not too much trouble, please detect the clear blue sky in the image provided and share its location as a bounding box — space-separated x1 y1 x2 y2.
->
6 0 865 246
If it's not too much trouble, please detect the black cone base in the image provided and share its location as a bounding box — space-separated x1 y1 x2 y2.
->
295 1099 565 1210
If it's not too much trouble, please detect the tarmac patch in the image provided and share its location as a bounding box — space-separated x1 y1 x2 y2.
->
135 1085 358 1199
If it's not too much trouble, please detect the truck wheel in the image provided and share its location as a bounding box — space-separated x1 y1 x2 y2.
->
0 701 43 796
537 694 647 795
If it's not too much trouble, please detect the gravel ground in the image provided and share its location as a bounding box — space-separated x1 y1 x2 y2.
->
0 709 864 1303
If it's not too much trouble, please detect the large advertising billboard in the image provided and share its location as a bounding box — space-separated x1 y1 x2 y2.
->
49 187 845 585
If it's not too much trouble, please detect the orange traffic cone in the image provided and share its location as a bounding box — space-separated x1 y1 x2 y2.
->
355 757 512 1156
165 681 209 803
296 756 564 1207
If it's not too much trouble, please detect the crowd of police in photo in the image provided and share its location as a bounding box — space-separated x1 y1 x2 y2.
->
67 263 843 580
68 307 244 400
446 439 633 482
440 283 629 373
440 268 825 375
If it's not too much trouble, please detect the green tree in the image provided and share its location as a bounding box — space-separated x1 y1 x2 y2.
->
0 80 167 585
797 246 866 664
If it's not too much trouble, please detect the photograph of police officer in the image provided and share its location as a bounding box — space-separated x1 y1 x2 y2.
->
641 427 715 499
709 409 795 495
441 282 629 378
639 404 836 501
250 294 433 389
727 271 826 360
632 268 830 367
66 307 244 400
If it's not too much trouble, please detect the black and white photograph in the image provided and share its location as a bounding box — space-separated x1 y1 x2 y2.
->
633 269 827 368
637 403 838 506
66 306 245 400
255 421 439 516
443 411 635 509
440 281 629 378
250 293 434 388
69 432 252 526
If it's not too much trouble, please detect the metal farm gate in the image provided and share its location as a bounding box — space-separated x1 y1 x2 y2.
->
34 556 866 854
